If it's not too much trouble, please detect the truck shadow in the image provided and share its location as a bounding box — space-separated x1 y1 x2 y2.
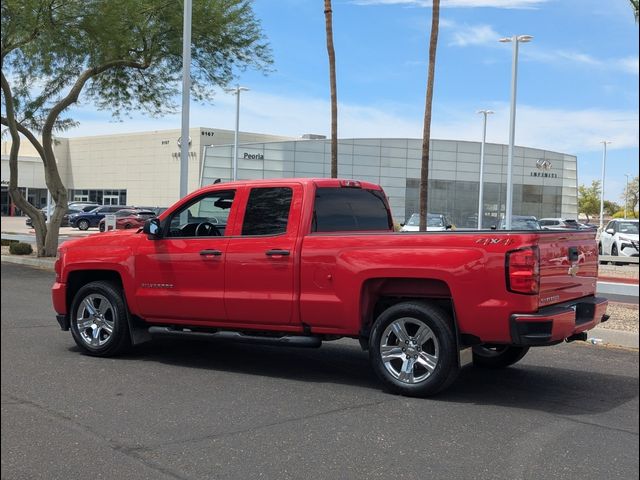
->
101 339 638 417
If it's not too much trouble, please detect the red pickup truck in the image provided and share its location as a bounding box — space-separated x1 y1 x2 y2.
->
52 178 609 396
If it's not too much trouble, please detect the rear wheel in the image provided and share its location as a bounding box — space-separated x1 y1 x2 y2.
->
472 345 529 368
70 281 131 356
78 219 90 231
369 301 459 397
99 223 105 232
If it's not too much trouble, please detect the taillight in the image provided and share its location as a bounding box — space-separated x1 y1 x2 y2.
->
340 180 361 188
506 246 539 295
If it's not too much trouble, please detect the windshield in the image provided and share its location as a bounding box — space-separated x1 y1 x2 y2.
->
406 214 445 227
618 222 639 235
500 217 541 230
512 218 541 230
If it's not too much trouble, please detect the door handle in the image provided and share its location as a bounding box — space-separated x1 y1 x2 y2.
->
265 249 290 257
200 249 222 257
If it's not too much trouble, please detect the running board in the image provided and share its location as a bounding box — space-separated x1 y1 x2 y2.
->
148 326 322 348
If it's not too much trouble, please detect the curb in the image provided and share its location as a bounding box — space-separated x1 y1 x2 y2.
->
1 255 55 271
588 326 639 350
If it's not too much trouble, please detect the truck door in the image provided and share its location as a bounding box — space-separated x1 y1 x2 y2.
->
224 184 302 326
133 189 237 323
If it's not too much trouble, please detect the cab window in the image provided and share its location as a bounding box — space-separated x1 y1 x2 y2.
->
241 187 293 236
166 190 235 237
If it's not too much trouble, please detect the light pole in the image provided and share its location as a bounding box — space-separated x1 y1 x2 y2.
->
477 109 494 229
624 173 630 219
179 0 192 199
227 85 249 181
499 34 533 230
599 140 611 230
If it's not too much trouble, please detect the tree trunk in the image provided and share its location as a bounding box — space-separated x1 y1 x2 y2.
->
419 0 440 232
324 0 338 178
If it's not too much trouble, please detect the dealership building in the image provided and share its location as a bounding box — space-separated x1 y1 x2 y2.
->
2 127 578 227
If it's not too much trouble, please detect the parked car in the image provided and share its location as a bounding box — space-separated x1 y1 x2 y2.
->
494 215 541 230
598 219 639 257
539 218 582 230
400 213 454 232
98 209 157 232
26 207 82 228
68 205 132 230
52 178 608 397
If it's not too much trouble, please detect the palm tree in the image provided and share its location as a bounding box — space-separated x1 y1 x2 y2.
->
324 0 338 178
419 0 440 231
631 0 639 22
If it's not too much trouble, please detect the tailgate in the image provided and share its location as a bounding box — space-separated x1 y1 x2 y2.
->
537 231 599 307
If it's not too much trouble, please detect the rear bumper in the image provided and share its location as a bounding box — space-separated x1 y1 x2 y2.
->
510 296 609 346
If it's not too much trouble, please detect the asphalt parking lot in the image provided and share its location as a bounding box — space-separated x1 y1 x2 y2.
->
1 262 638 480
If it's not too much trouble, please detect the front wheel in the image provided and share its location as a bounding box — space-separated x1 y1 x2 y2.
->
472 345 529 368
369 301 459 397
70 281 131 356
77 219 90 231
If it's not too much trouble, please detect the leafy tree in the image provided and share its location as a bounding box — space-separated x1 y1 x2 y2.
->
419 0 440 231
577 180 601 223
631 0 639 23
603 200 621 217
622 175 639 218
1 0 272 256
324 0 338 178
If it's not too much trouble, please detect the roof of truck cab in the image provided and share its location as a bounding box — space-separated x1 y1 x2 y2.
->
199 178 383 190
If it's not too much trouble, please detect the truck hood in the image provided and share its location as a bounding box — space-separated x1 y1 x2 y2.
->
60 229 141 251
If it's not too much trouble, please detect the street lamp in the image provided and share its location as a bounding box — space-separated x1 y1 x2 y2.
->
499 34 533 230
624 173 630 219
227 85 249 181
179 0 192 199
599 140 611 229
477 110 494 229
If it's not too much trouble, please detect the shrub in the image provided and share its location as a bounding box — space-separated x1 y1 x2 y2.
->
1 239 18 247
9 242 33 255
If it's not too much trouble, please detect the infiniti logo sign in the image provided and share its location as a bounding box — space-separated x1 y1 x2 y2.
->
536 159 552 171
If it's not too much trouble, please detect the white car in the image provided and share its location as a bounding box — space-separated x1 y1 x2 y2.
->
598 219 639 257
400 213 453 232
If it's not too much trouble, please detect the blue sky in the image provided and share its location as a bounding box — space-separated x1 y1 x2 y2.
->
68 0 639 202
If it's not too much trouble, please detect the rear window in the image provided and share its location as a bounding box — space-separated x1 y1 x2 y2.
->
313 187 392 232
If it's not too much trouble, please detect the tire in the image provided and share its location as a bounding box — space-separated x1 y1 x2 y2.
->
124 223 132 229
598 243 602 255
78 219 90 231
471 345 529 368
369 301 459 397
69 281 131 356
611 243 618 256
99 223 105 232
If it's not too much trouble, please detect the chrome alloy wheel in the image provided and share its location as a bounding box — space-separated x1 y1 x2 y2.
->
379 317 440 384
76 294 115 347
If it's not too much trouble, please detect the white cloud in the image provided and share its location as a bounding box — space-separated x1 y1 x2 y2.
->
447 23 501 46
352 0 547 8
433 102 639 154
523 49 640 75
65 91 639 156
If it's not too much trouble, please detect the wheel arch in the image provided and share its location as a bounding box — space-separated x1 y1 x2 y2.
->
359 277 457 345
66 269 150 346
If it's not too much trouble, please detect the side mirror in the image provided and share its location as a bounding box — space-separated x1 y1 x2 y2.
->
605 228 615 235
143 218 162 238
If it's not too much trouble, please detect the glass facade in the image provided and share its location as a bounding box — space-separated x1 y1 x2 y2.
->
201 138 578 228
